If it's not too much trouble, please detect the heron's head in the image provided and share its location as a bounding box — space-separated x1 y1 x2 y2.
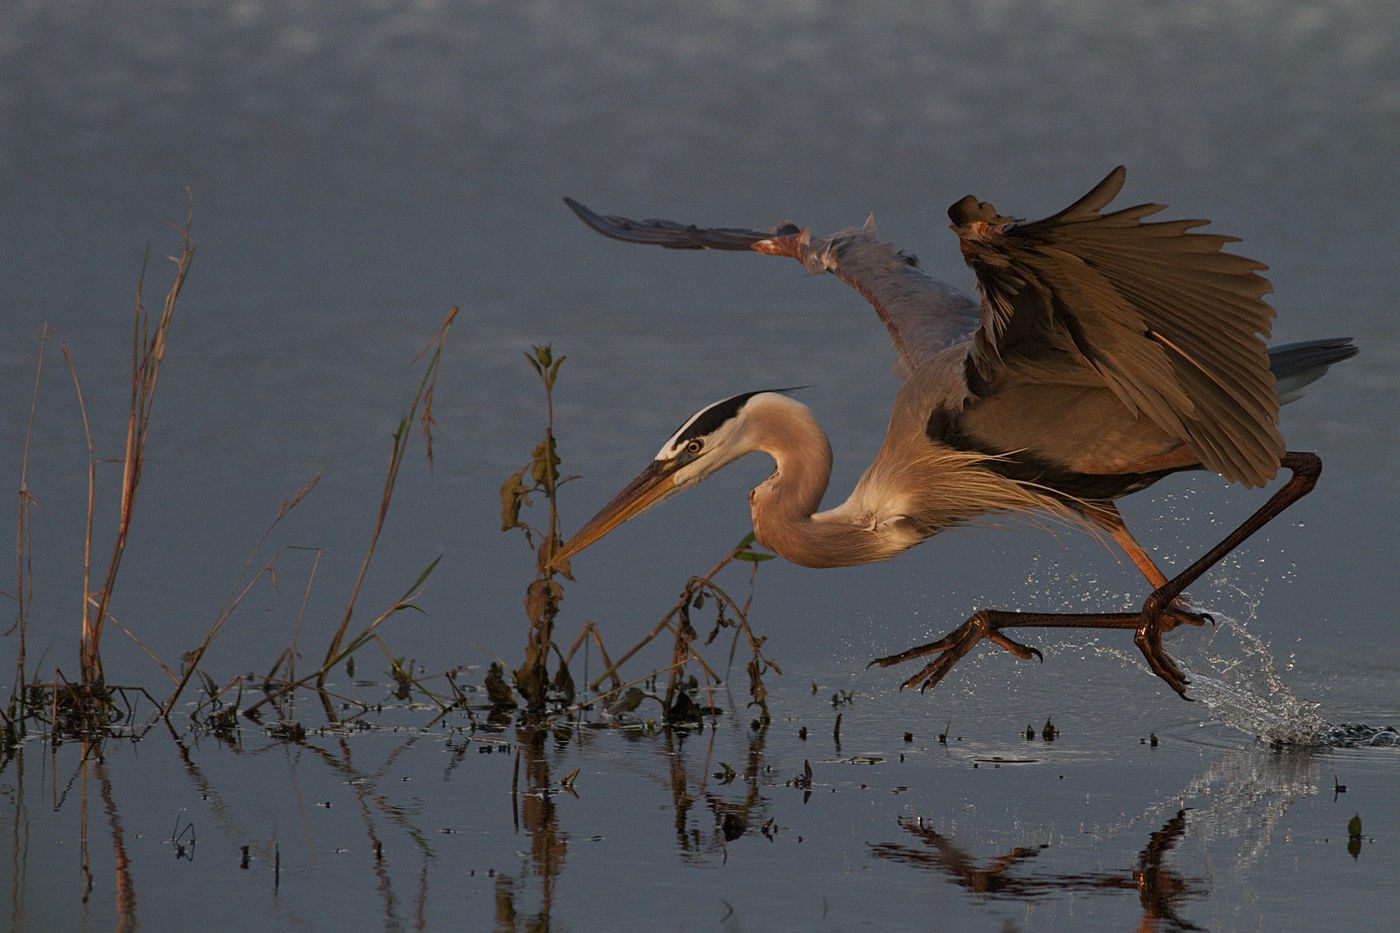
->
552 389 802 566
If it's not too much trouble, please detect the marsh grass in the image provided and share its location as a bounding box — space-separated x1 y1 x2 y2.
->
5 325 49 749
84 219 195 685
230 307 457 723
4 214 195 747
1 211 467 747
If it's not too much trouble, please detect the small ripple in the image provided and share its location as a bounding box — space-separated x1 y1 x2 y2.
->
1316 722 1400 748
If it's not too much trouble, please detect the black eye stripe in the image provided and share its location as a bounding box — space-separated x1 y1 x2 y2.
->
672 391 763 445
669 387 806 450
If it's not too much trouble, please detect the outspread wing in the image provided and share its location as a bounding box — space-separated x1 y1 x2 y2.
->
949 166 1283 487
565 198 979 379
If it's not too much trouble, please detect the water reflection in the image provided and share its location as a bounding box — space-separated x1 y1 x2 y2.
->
870 741 1331 932
88 746 137 930
496 716 776 931
499 726 569 932
186 727 438 929
5 739 141 932
873 811 1204 932
663 723 775 859
0 715 1375 932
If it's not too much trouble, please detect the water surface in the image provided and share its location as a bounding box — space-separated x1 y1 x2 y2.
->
2 2 1398 930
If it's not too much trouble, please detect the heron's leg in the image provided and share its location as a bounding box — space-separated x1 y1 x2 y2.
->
1080 502 1214 628
1079 501 1215 677
1078 501 1170 590
1131 451 1320 694
872 453 1321 699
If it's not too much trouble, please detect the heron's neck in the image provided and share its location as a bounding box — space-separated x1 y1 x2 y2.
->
746 406 910 569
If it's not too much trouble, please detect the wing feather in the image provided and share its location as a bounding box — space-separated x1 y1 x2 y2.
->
949 167 1283 486
565 198 978 378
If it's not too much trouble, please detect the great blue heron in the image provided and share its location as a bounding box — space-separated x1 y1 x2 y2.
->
554 167 1356 699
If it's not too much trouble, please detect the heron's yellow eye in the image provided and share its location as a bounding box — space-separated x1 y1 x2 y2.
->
686 439 704 455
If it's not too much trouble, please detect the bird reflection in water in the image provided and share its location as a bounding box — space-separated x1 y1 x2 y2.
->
871 810 1204 933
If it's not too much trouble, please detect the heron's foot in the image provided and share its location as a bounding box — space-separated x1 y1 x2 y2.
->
1161 587 1214 619
1135 601 1206 700
868 610 1042 693
1162 603 1213 632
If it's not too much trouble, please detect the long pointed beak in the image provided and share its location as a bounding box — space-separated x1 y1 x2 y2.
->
552 459 681 567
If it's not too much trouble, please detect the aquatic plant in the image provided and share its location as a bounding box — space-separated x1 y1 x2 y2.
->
238 308 456 721
3 217 778 749
500 345 576 712
86 212 195 686
500 346 779 723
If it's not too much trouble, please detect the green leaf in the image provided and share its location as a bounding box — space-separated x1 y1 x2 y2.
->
524 346 548 378
732 531 775 561
396 554 442 605
546 354 566 388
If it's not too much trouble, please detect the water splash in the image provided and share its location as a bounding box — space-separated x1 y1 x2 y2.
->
1170 612 1326 745
1079 613 1396 748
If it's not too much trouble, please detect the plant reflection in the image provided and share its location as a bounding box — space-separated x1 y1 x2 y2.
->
664 721 772 860
5 739 142 932
88 739 137 932
491 713 776 931
169 725 439 930
90 739 137 930
495 726 569 932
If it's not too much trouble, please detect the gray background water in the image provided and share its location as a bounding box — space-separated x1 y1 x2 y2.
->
2 2 1397 930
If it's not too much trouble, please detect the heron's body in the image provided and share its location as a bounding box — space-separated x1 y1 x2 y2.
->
556 168 1357 698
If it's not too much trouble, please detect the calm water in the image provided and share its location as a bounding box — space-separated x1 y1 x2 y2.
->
3 1 1398 930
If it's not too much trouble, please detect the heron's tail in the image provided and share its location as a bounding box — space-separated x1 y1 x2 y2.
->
1268 337 1358 404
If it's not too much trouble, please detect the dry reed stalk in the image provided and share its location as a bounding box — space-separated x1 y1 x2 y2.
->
236 307 455 719
316 307 457 687
7 327 54 726
81 212 195 686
